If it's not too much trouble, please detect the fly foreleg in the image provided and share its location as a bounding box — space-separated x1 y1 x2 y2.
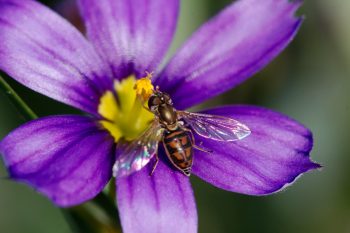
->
149 152 159 176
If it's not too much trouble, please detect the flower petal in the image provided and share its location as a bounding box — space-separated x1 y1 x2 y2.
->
191 105 320 195
116 159 197 233
0 0 113 114
78 0 179 78
157 0 303 109
0 115 115 207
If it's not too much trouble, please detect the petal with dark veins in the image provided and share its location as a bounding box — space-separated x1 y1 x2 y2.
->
78 0 179 78
191 105 320 195
0 115 115 206
116 160 197 233
157 0 303 110
0 0 114 114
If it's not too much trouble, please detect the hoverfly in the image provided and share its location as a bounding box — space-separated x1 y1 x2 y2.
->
112 88 251 177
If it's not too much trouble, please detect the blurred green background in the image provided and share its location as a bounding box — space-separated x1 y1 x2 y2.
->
1 0 349 232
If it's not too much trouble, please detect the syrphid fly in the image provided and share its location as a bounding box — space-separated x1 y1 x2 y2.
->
112 86 251 177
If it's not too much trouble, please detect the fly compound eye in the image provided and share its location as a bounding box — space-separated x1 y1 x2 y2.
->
162 93 173 105
148 95 161 111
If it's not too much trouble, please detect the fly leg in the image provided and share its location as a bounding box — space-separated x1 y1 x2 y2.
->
183 128 212 153
149 152 159 176
193 143 212 153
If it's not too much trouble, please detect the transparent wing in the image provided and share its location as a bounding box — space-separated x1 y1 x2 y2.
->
178 111 251 141
112 120 164 178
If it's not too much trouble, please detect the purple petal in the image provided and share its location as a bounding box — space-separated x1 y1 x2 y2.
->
0 0 114 114
78 0 179 78
0 115 115 207
157 0 303 109
191 105 320 195
116 160 197 233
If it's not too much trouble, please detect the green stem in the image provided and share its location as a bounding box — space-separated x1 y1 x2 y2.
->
61 208 97 233
0 74 121 232
93 192 118 221
61 192 121 233
0 74 37 120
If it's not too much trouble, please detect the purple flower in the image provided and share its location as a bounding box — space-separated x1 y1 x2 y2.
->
0 0 320 232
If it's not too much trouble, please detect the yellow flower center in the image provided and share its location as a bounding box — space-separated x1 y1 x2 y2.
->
98 75 154 142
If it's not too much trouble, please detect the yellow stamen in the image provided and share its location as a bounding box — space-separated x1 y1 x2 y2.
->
134 71 154 102
98 75 154 142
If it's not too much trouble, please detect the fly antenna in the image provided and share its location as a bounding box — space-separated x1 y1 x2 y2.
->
145 71 154 80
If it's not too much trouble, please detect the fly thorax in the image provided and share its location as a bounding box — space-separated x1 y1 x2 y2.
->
158 104 177 125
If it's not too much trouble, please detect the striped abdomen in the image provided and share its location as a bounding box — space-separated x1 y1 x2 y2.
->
163 128 193 176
